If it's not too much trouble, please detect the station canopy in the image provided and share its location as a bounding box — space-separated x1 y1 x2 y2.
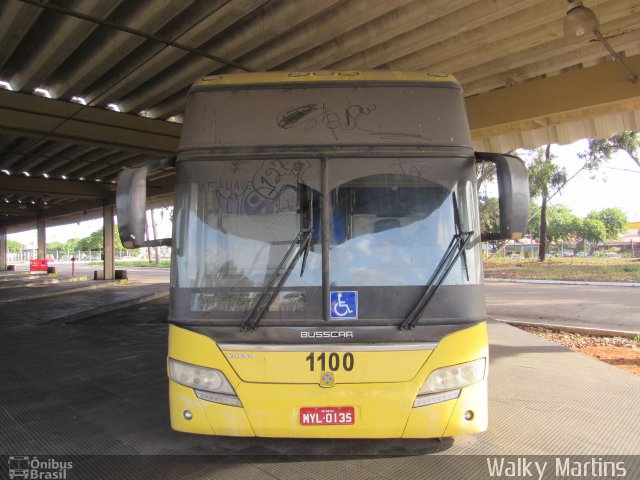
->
0 0 639 232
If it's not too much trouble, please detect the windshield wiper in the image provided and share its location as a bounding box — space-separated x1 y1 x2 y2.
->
241 228 312 332
399 194 473 330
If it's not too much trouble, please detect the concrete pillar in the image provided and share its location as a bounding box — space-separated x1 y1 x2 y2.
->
103 202 115 280
37 218 46 259
0 228 7 271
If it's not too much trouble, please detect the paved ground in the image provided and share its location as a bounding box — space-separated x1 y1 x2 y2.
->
1 267 639 479
485 280 640 334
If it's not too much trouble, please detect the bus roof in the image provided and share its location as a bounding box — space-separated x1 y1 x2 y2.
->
193 71 459 89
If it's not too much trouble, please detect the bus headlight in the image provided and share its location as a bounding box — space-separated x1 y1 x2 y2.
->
413 358 486 407
169 358 241 406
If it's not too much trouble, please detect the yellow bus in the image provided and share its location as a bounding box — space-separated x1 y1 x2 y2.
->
117 71 528 439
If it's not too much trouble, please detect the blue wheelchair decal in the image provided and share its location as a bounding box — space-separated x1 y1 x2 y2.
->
330 291 358 319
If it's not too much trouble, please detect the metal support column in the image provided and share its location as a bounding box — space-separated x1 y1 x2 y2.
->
103 202 115 280
37 218 46 259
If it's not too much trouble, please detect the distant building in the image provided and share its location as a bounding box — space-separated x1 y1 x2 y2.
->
625 222 640 236
599 221 640 257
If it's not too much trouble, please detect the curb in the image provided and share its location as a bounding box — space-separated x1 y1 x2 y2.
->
0 274 87 286
0 277 115 303
486 278 640 287
494 318 640 339
55 289 170 325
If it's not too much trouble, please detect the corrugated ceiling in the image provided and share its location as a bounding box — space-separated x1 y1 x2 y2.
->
0 0 638 230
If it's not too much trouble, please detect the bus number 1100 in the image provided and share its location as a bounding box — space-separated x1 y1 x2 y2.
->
305 352 354 372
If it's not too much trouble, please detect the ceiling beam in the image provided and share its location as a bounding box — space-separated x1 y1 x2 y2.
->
0 89 180 156
0 171 175 230
0 205 39 215
467 54 640 140
0 175 112 199
0 199 106 231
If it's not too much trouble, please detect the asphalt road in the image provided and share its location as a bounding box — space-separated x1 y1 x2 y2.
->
485 280 639 333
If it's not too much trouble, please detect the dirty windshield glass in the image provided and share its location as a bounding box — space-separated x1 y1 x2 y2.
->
171 158 479 322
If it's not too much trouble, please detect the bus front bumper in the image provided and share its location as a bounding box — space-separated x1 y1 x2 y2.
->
169 377 487 439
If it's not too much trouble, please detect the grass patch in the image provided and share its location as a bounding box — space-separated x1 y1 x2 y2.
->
484 257 640 283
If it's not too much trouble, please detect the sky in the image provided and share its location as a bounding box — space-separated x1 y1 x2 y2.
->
521 139 639 221
549 140 639 220
7 138 639 247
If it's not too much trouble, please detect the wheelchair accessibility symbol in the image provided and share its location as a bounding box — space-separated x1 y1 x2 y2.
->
330 291 358 319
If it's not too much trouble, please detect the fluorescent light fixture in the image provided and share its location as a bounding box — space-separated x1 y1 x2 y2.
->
166 115 183 123
139 110 154 118
43 173 49 178
33 88 51 98
22 171 30 177
1 169 10 175
106 103 120 112
0 81 13 91
70 96 86 105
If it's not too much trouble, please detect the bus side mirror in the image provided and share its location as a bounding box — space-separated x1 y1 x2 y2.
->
117 166 149 248
116 165 172 248
475 152 529 242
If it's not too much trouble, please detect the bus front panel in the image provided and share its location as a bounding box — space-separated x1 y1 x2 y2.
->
168 322 488 438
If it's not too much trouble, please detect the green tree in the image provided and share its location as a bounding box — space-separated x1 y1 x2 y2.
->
525 145 568 261
527 201 542 240
479 195 500 234
479 195 501 253
7 239 23 253
64 238 81 254
77 229 102 251
585 132 639 169
587 208 627 241
476 161 497 192
46 241 65 252
575 217 607 253
546 205 579 249
77 226 125 251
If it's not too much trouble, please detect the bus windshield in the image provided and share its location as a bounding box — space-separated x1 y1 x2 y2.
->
171 157 480 324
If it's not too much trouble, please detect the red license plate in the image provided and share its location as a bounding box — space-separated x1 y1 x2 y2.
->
300 406 355 425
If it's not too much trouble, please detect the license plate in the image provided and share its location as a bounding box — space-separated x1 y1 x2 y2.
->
300 406 354 425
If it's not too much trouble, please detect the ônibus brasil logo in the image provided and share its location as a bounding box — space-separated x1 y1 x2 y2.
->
8 456 73 479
